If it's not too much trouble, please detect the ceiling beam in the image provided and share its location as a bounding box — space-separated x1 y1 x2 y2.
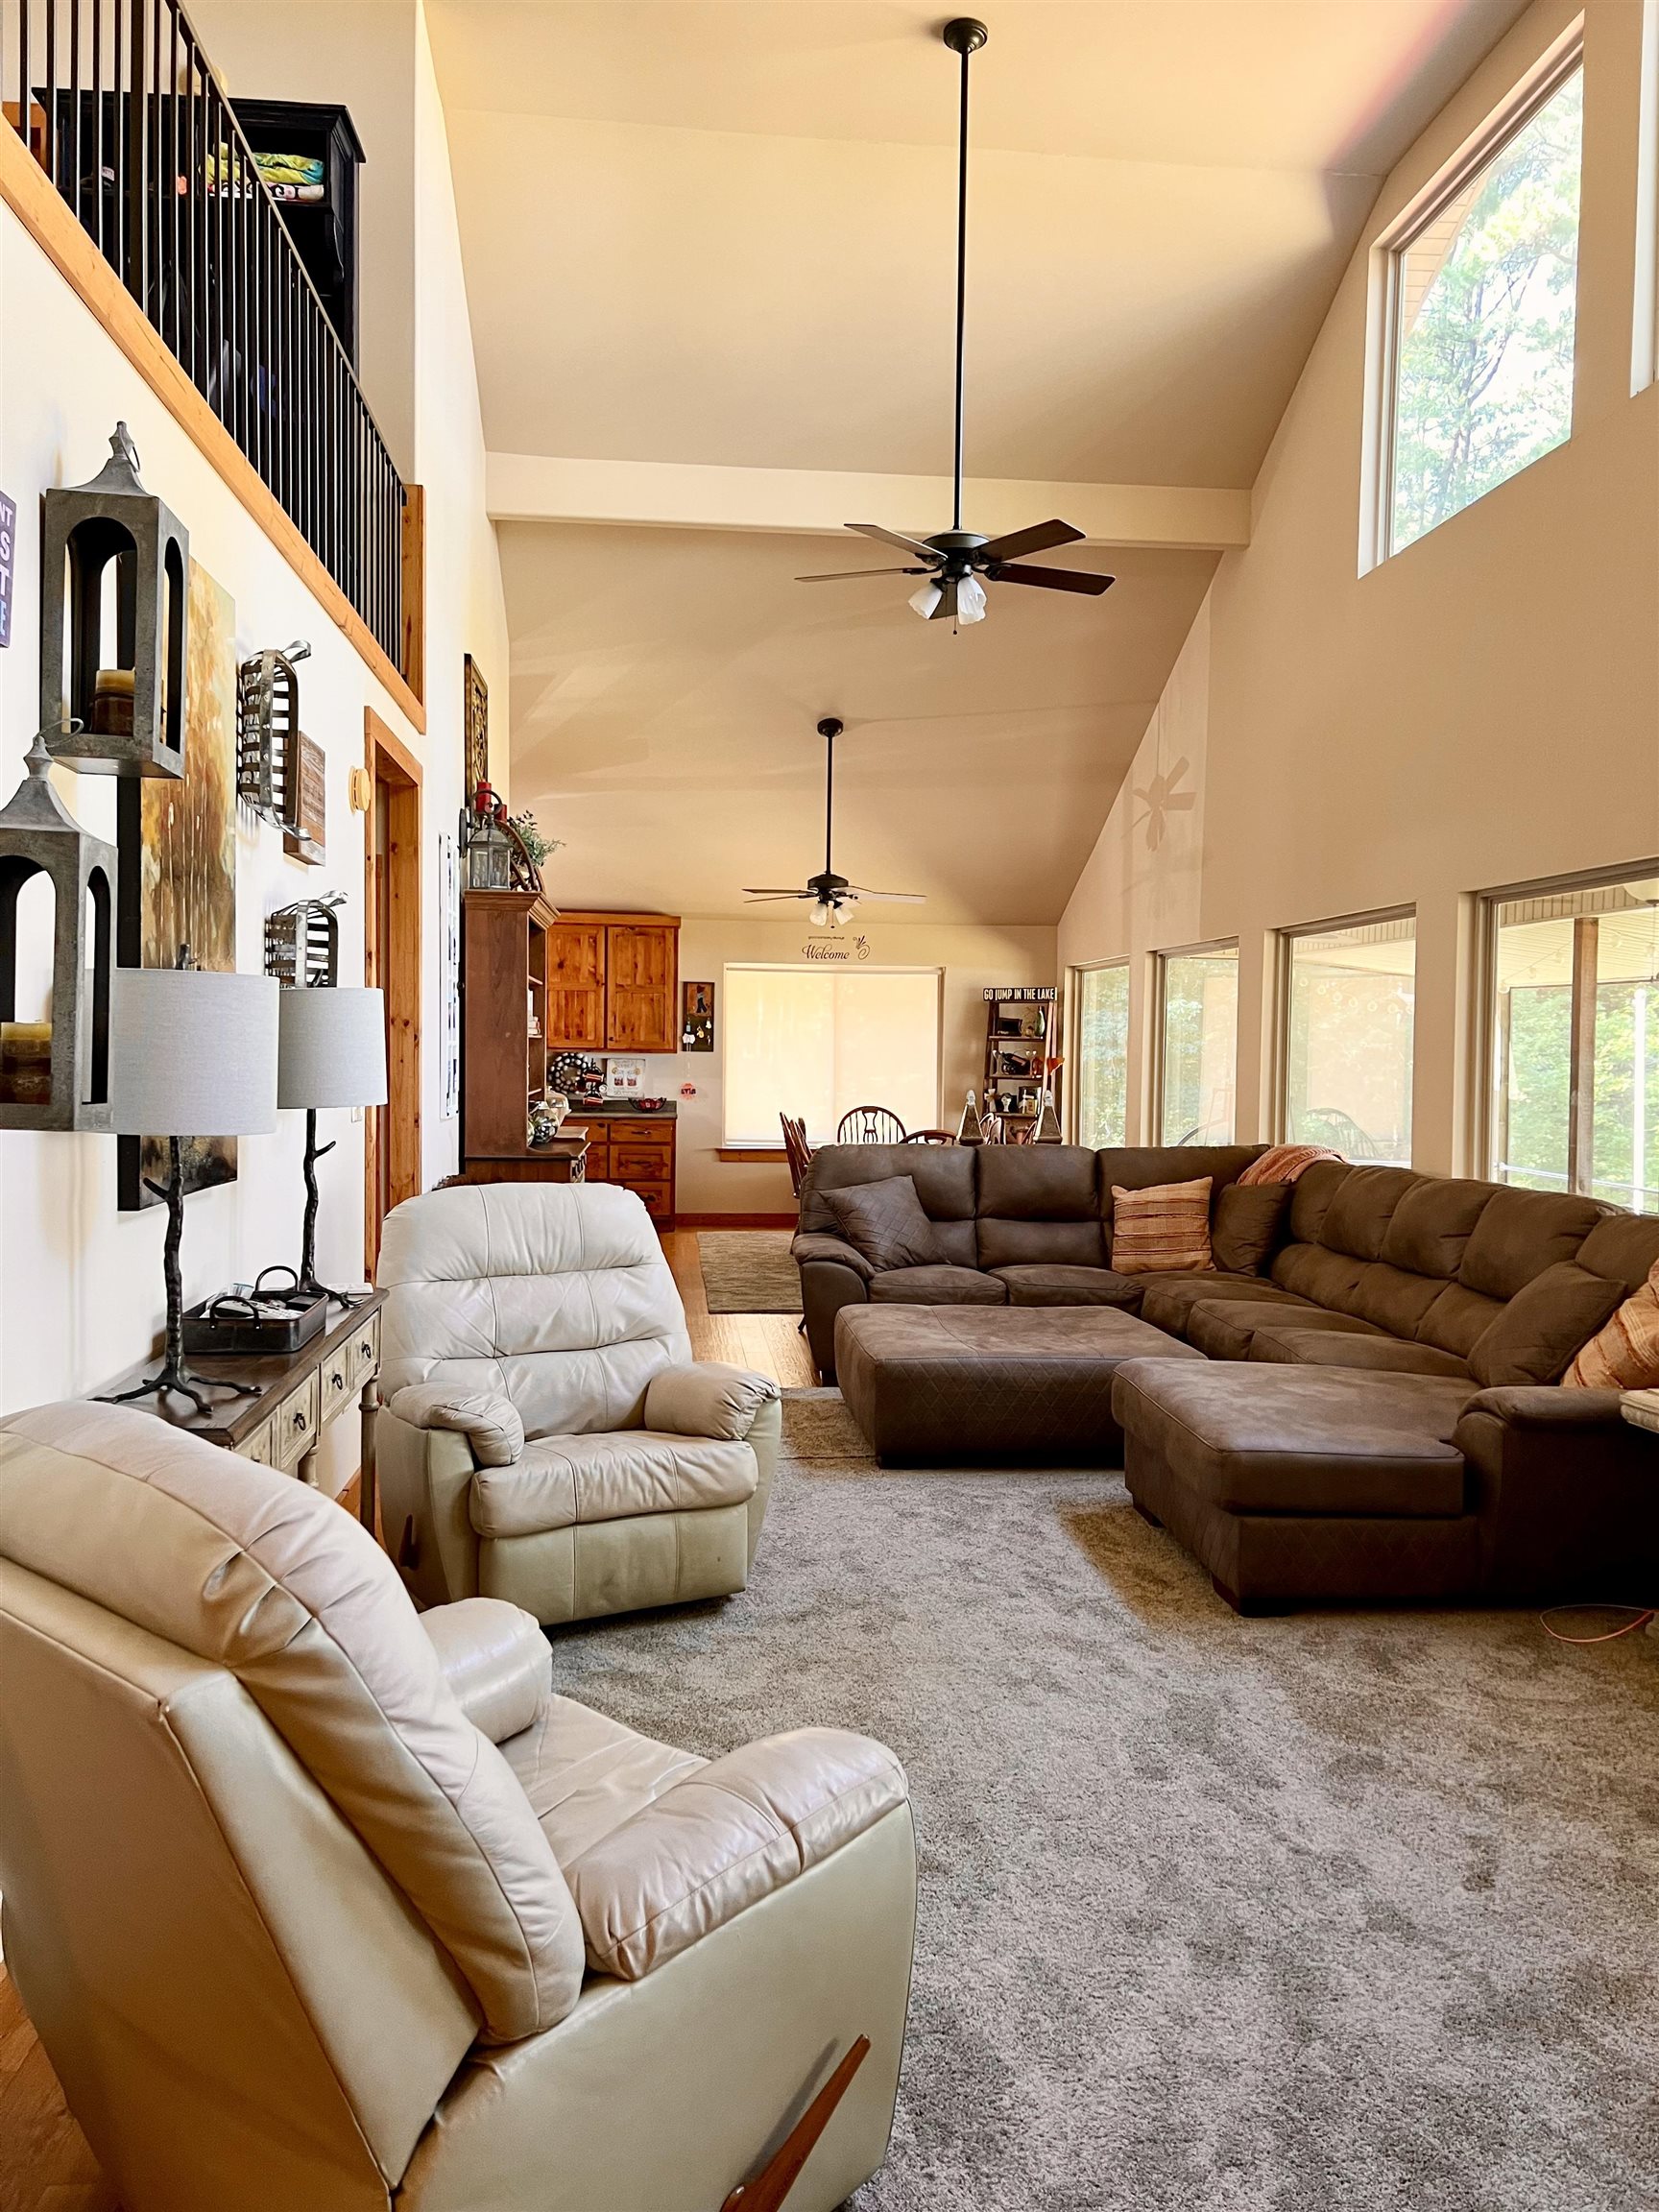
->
486 452 1251 551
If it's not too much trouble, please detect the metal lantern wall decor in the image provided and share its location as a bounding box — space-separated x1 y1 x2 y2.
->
463 780 541 894
0 724 117 1130
265 891 344 990
41 424 188 779
236 639 311 821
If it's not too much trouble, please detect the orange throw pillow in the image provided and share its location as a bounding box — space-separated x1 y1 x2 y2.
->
1563 1260 1659 1388
1111 1177 1214 1275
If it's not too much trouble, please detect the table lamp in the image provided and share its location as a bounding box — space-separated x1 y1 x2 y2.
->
103 958 279 1414
277 985 387 1305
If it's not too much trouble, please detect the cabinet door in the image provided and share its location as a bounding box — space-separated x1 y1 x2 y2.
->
606 926 678 1053
545 925 608 1049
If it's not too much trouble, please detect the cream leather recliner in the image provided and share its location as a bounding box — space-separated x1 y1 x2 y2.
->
375 1183 781 1625
0 1400 917 2212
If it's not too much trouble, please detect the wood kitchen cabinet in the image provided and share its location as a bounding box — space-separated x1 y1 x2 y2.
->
544 912 679 1055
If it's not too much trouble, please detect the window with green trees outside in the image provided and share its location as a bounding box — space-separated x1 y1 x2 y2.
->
1158 946 1238 1144
1282 915 1416 1166
1074 963 1130 1147
1387 62 1582 556
1487 875 1659 1215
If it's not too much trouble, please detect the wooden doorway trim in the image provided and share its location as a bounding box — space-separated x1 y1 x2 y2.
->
364 709 423 1280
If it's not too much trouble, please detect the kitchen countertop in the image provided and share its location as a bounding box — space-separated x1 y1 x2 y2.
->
563 1101 678 1120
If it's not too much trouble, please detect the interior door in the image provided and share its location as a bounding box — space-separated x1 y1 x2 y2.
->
363 710 422 1281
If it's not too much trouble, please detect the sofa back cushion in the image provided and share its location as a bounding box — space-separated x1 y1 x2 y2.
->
0 1401 586 2045
1456 1187 1604 1300
799 1142 977 1266
1095 1147 1263 1225
1380 1178 1498 1277
975 1145 1105 1268
378 1184 691 1439
1575 1213 1659 1295
1286 1159 1350 1244
1467 1262 1627 1387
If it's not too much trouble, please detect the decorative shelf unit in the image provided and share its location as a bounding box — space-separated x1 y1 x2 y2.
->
460 886 561 1167
230 99 366 364
982 987 1058 1132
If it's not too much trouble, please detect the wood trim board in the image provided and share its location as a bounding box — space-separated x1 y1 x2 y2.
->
364 709 422 1279
677 1213 800 1229
0 120 426 731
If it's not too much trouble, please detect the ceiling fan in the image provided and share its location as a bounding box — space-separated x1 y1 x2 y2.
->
797 18 1114 629
742 718 925 929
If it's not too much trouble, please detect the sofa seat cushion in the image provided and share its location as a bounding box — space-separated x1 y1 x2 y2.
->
1185 1300 1385 1363
470 1431 757 1539
868 1264 1007 1306
1138 1274 1310 1335
990 1264 1142 1309
1245 1326 1472 1379
504 1692 707 1865
1111 1361 1473 1517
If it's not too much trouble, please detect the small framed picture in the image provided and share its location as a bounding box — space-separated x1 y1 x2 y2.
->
681 979 715 1052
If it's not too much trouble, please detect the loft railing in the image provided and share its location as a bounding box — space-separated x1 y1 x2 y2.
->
3 0 406 670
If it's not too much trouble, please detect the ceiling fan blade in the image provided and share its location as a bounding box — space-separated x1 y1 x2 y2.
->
847 523 941 562
844 888 926 903
989 563 1116 596
795 566 922 582
743 889 814 901
975 518 1086 564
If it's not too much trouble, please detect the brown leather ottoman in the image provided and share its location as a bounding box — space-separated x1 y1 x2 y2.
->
834 1305 1205 1465
1111 1358 1481 1612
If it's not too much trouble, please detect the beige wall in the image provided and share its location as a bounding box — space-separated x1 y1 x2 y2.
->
1059 0 1659 1175
0 1 506 1484
667 916 1055 1216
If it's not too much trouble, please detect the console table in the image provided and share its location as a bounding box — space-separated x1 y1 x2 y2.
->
93 1293 385 1535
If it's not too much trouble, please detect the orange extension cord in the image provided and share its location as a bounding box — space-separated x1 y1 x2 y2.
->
1541 1605 1657 1645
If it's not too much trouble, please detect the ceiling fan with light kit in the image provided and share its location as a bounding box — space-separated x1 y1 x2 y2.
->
797 17 1115 629
743 718 925 929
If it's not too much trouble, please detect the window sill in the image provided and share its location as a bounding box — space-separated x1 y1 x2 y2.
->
717 1145 789 1164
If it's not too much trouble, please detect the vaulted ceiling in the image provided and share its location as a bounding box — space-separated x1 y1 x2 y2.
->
428 0 1531 920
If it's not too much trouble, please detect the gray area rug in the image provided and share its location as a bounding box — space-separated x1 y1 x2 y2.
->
698 1228 803 1313
547 1390 1659 2211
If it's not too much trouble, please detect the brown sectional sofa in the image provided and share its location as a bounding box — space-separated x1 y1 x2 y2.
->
795 1142 1267 1381
794 1144 1659 1611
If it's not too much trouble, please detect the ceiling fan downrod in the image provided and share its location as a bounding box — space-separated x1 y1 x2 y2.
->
944 19 987 537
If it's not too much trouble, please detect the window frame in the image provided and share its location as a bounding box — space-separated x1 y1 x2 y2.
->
1151 936 1240 1147
1361 18 1586 574
1476 859 1659 1207
1635 0 1659 396
1066 956 1132 1147
1271 903 1418 1161
718 960 944 1148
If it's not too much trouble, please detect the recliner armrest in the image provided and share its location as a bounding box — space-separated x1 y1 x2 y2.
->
565 1729 907 1981
643 1362 781 1441
792 1232 875 1283
384 1383 525 1468
421 1598 552 1742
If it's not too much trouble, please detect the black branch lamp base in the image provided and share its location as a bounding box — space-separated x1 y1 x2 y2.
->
299 1107 368 1309
98 1136 266 1418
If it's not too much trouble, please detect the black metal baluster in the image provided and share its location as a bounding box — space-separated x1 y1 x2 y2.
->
69 0 83 228
127 0 144 310
44 0 58 192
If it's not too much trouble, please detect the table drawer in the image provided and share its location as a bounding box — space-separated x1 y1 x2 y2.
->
627 1180 673 1220
613 1119 674 1151
237 1419 276 1466
273 1371 323 1470
330 1310 379 1393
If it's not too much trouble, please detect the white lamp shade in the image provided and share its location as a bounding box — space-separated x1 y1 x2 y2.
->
110 969 280 1138
278 986 388 1111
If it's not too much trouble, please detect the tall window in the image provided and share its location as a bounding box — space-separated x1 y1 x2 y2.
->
1073 962 1130 1147
1281 914 1416 1166
1485 874 1659 1214
1382 55 1583 557
1156 944 1238 1144
723 966 941 1144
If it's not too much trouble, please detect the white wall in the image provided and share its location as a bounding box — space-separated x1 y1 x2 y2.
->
668 915 1055 1216
0 0 506 1485
1059 0 1659 1173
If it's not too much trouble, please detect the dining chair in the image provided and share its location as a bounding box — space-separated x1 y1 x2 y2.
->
836 1106 907 1144
780 1112 814 1196
901 1129 956 1145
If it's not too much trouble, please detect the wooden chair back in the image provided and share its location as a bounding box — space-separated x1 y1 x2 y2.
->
836 1106 907 1144
779 1113 814 1197
901 1129 956 1145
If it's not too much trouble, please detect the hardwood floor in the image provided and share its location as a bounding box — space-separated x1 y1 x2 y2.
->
0 1227 808 2212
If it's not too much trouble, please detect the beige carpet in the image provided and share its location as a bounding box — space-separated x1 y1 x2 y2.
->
547 1390 1659 2211
697 1229 803 1313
